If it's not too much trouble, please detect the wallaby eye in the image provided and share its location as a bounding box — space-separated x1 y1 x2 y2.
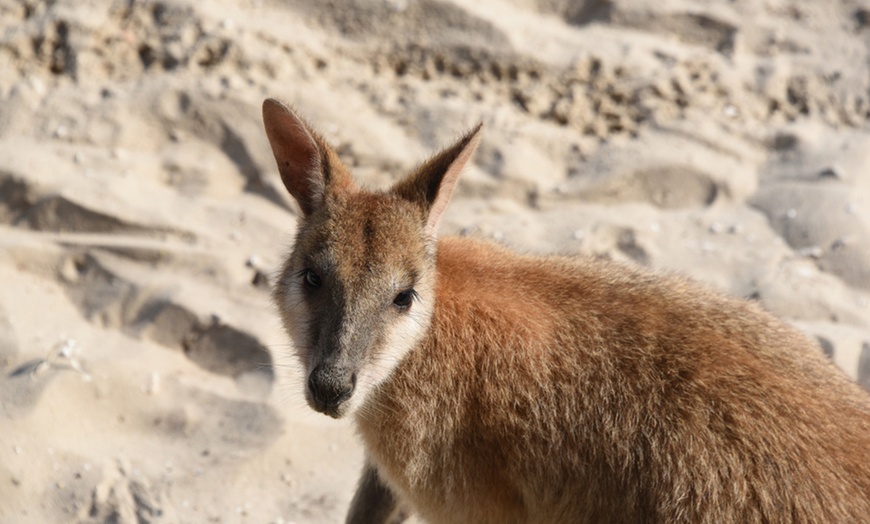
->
301 269 321 289
393 289 416 309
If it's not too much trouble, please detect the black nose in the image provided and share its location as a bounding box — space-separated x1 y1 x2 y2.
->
308 366 356 413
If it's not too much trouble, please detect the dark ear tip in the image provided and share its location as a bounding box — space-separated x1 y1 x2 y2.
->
467 122 484 142
262 98 290 120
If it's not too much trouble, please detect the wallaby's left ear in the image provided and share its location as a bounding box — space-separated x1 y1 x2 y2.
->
392 124 483 236
262 98 354 215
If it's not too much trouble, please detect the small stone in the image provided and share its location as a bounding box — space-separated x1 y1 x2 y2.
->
29 77 46 96
144 371 160 396
246 255 262 268
60 257 81 283
785 209 797 219
797 246 824 259
13 445 21 455
816 336 835 359
252 270 270 289
572 229 584 240
818 167 842 179
708 222 724 234
727 223 743 235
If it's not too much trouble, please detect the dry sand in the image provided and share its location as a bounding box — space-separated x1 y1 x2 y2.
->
1 0 869 522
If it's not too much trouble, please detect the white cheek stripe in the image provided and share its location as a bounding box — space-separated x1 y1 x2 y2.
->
360 303 432 389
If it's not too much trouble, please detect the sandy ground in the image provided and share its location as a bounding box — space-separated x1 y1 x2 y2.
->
1 0 869 522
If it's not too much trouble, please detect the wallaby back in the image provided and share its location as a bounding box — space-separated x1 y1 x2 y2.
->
262 99 870 523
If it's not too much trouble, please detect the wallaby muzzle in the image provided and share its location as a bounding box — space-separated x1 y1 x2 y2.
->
308 365 357 417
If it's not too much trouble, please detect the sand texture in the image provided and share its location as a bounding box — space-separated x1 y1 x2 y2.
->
1 0 869 522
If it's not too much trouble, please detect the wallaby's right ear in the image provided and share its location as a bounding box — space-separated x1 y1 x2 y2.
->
262 99 353 215
392 124 483 236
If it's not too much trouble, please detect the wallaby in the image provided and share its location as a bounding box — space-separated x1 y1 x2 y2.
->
262 98 870 523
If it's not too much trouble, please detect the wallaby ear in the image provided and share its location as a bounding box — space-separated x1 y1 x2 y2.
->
392 124 483 236
262 98 353 215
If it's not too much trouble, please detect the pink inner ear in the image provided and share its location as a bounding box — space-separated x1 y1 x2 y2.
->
262 99 323 216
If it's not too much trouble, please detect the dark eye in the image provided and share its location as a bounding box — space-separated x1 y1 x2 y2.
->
393 289 416 309
301 269 321 289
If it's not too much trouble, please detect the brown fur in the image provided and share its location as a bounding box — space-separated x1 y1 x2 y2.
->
262 99 870 523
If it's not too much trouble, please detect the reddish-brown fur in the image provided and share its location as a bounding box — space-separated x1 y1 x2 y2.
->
360 239 870 522
262 99 870 523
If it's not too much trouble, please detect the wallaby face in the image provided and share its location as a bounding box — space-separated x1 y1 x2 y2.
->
263 99 480 418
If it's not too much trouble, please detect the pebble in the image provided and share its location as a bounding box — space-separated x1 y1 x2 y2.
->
818 166 842 179
797 246 824 258
29 77 46 96
144 371 160 396
60 257 81 283
785 208 797 219
708 222 724 234
831 237 850 250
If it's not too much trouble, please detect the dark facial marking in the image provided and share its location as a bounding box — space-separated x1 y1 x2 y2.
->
363 218 375 259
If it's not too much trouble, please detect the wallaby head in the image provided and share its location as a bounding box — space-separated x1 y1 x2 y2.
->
263 99 481 418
